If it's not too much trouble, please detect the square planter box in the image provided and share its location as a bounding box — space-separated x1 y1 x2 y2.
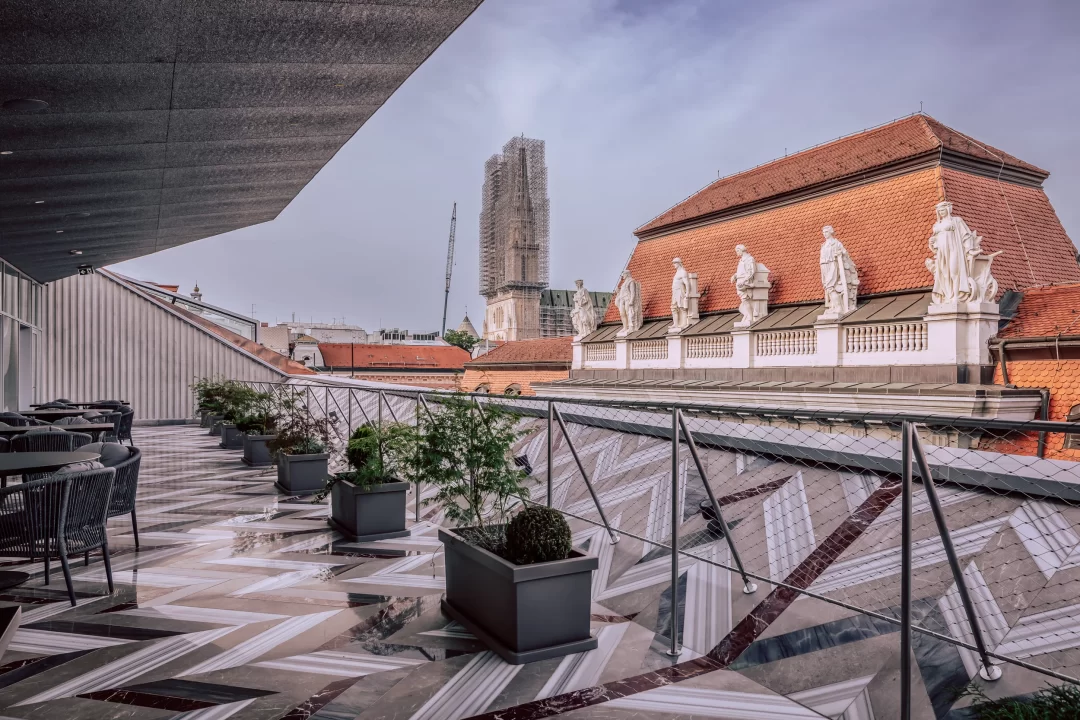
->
439 527 598 665
328 479 409 542
199 412 212 428
219 423 244 449
242 434 276 467
275 453 329 495
208 415 224 436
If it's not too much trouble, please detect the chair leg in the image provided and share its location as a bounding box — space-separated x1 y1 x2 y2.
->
59 552 76 606
84 550 90 567
131 509 140 549
43 537 50 586
101 541 114 594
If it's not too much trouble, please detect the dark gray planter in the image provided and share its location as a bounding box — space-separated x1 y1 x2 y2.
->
219 423 244 449
328 479 409 542
275 453 329 495
199 412 210 428
242 434 276 467
439 527 598 665
208 415 224 436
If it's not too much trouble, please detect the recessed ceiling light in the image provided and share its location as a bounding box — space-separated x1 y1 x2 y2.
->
70 250 83 255
34 200 45 204
0 151 12 155
56 230 63 234
2 98 49 112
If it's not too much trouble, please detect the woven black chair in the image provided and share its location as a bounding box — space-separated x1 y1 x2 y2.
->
89 401 124 411
0 437 7 454
37 402 73 409
55 399 73 404
90 412 121 443
11 430 93 453
56 466 117 605
0 413 32 427
86 444 142 548
0 474 67 594
117 406 134 446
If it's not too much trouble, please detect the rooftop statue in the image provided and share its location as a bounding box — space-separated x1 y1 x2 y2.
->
570 279 598 338
615 270 642 337
926 201 1001 305
818 226 860 319
730 245 769 327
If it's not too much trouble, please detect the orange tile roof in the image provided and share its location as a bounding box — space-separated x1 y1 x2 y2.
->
999 284 1080 338
989 359 1080 460
638 114 1045 234
319 343 469 370
465 336 573 366
606 166 1080 323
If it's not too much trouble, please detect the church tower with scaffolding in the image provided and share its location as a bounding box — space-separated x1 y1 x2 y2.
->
479 136 550 341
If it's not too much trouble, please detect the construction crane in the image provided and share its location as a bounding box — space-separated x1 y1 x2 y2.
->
440 202 457 336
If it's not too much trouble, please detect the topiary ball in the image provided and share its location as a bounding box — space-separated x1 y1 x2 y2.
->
504 505 573 565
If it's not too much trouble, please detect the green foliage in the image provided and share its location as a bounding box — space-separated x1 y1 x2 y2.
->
234 391 278 435
962 683 1080 719
443 329 478 353
504 505 572 565
267 389 334 458
191 377 231 415
192 379 269 423
341 423 416 489
401 395 527 534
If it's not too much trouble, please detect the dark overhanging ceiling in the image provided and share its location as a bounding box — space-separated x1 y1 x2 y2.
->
0 0 483 283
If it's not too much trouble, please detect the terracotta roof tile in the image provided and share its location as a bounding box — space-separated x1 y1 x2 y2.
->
999 283 1080 338
465 336 573 366
638 114 1046 234
606 166 1080 324
319 343 469 370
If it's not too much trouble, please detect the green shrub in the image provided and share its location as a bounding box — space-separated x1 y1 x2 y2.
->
504 506 572 565
335 422 415 490
963 682 1080 719
267 389 334 459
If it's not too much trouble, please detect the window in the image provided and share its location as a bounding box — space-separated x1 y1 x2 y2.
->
474 384 490 394
504 384 522 396
1066 405 1080 451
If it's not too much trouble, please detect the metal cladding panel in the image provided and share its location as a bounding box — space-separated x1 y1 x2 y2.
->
41 271 283 420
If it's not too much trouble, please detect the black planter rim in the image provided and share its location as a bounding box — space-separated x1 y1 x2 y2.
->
332 478 410 495
280 452 330 461
438 526 597 583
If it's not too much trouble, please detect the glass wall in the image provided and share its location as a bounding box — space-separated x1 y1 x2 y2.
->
0 258 44 412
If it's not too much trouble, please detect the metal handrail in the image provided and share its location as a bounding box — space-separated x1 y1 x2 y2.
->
551 404 619 545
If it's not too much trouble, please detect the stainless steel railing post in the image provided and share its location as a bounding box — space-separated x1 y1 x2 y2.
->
551 404 619 544
667 404 682 657
910 423 1001 682
677 409 756 594
900 421 914 720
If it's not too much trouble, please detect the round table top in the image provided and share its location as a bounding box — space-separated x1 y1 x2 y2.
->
0 423 115 436
0 451 101 475
19 409 89 417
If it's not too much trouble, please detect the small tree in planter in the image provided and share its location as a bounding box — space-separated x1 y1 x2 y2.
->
191 377 229 431
403 396 598 665
235 393 279 467
218 383 260 449
268 390 334 495
323 423 414 541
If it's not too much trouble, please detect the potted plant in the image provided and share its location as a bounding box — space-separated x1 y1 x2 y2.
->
406 396 598 665
323 423 413 541
191 377 228 433
218 383 260 449
269 391 333 494
236 393 278 467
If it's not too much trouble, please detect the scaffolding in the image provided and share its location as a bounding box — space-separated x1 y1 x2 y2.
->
478 136 550 298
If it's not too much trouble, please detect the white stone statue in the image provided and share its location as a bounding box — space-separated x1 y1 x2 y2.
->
669 258 692 332
615 269 642 337
925 201 1001 305
818 226 860 319
730 245 769 327
570 279 598 338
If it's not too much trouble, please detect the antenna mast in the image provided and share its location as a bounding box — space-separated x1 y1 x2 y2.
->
441 202 457 336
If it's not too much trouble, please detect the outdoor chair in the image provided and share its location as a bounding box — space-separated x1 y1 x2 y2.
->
90 401 124 411
85 443 142 547
0 437 7 454
12 430 93 453
0 413 32 427
97 412 121 443
38 402 73 409
117 406 134 446
54 399 73 404
54 466 117 605
54 416 104 442
0 474 67 595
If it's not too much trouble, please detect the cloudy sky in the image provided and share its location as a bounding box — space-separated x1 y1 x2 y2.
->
113 0 1080 333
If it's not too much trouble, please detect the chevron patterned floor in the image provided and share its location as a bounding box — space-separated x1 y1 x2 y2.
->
0 423 1074 719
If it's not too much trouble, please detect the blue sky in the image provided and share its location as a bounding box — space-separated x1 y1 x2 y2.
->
114 0 1080 333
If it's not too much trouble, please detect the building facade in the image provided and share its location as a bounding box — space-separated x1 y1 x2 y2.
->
316 343 470 389
542 115 1080 421
462 336 572 395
